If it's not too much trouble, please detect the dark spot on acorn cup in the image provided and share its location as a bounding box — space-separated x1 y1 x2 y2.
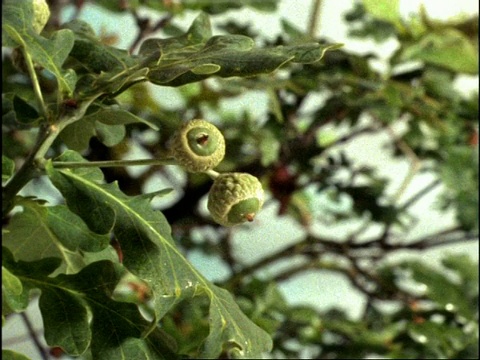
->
245 213 255 222
196 133 209 146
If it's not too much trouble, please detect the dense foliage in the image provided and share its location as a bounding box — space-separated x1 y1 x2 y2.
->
2 0 478 359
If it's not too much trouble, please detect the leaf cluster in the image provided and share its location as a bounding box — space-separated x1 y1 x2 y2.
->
2 0 478 359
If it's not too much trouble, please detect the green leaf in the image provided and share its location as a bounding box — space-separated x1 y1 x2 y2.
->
258 128 280 167
2 0 76 95
401 261 474 319
11 95 40 125
59 118 96 152
191 63 221 75
94 121 126 147
141 13 341 87
399 29 478 74
283 43 344 64
2 198 110 274
362 0 404 32
5 253 171 359
46 205 111 253
60 105 156 151
2 266 23 296
2 247 61 312
61 104 160 150
442 254 478 286
39 287 91 355
46 150 273 358
439 146 478 230
407 321 469 358
139 12 212 57
2 155 15 182
85 106 159 130
2 349 32 360
64 19 137 74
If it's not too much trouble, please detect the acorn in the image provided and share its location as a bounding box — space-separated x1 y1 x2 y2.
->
207 172 264 227
32 0 51 34
170 119 226 173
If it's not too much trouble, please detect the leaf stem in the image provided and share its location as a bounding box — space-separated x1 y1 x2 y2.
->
51 158 177 169
205 169 220 179
22 48 48 118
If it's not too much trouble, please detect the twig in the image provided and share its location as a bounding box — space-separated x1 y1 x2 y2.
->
129 10 172 54
226 240 313 286
307 0 323 38
327 125 383 149
218 230 238 275
403 232 478 250
399 179 442 211
20 312 49 360
383 125 422 202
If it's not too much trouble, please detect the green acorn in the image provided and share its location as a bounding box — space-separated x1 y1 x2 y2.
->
171 119 226 173
207 172 265 227
32 0 51 34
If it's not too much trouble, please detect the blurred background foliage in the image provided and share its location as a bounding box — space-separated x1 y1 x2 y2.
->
2 0 478 358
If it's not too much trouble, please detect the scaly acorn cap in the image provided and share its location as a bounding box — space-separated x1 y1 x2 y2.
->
207 172 265 227
171 119 226 173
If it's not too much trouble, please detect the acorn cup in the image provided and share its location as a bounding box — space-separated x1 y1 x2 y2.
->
207 172 265 227
170 119 226 173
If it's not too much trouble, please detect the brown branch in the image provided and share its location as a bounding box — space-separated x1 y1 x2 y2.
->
218 230 238 275
307 0 323 38
403 231 478 250
129 10 173 54
326 125 384 150
399 179 442 211
20 312 49 360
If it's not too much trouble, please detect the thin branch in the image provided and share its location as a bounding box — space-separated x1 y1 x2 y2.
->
226 240 313 286
399 179 442 211
307 0 323 38
383 124 422 202
20 312 49 360
129 10 172 54
218 230 238 275
326 125 383 150
403 232 478 250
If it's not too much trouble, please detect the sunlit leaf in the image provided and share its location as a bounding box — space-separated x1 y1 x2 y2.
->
399 29 478 74
2 156 15 183
362 0 404 32
2 349 32 360
2 266 23 297
2 0 76 95
401 261 474 319
2 198 110 274
46 150 273 358
140 13 341 87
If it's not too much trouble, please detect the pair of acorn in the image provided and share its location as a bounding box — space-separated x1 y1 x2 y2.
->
170 119 264 227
